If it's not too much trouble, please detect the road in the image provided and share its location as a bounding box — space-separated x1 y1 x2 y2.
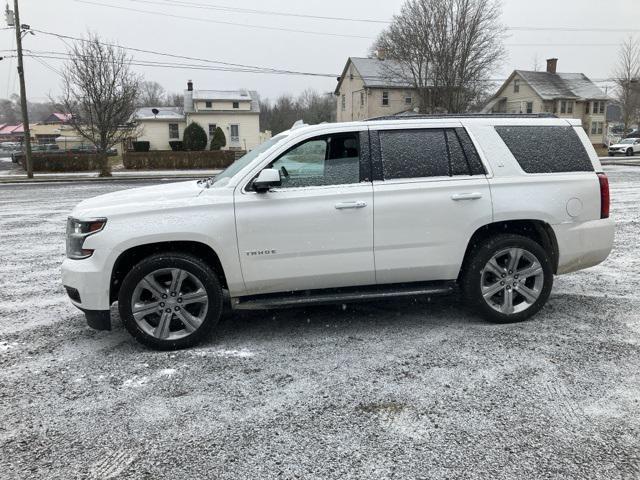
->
0 170 639 479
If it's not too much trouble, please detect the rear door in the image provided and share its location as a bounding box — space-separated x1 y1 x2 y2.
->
370 123 493 284
234 128 375 295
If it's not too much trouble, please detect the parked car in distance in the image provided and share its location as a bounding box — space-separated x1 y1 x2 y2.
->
608 137 640 156
62 115 614 350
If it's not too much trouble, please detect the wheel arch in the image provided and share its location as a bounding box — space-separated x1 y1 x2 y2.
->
458 219 559 281
110 241 228 304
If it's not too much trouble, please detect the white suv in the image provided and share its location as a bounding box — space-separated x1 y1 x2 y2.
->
62 115 614 350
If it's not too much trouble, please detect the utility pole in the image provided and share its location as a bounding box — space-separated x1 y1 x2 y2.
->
8 0 33 178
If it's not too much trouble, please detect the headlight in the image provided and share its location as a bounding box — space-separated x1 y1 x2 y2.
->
66 217 107 259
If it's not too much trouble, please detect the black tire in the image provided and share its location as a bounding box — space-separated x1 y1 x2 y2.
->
626 148 633 157
118 252 223 350
460 234 553 323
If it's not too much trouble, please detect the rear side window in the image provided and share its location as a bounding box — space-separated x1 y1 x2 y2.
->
378 128 486 180
495 126 593 173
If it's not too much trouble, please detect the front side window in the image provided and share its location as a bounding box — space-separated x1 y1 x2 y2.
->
495 126 593 173
269 133 361 188
168 123 179 139
382 91 389 106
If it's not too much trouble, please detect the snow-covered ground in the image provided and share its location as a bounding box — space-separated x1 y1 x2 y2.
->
0 170 639 479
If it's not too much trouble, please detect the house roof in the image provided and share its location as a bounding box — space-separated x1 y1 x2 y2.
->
335 57 413 94
513 70 608 100
133 106 185 121
0 124 23 134
43 113 72 123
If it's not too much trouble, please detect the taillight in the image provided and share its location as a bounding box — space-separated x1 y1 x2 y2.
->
597 173 610 219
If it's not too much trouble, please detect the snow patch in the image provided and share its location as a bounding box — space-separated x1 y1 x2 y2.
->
190 348 255 358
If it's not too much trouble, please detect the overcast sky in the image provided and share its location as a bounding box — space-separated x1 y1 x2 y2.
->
0 0 638 103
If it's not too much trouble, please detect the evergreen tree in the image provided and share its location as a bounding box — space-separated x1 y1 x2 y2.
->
210 126 227 150
183 122 207 151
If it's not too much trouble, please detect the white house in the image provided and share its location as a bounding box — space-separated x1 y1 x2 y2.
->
133 81 265 151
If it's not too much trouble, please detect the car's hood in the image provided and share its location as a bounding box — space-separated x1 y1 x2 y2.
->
71 180 209 218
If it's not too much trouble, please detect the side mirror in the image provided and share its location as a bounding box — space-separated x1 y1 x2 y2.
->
253 168 281 193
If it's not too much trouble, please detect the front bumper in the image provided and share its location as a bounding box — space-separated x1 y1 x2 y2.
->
62 252 115 330
554 217 615 275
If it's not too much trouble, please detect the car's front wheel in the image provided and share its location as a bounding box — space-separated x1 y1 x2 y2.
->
626 148 633 157
461 234 553 323
118 253 223 350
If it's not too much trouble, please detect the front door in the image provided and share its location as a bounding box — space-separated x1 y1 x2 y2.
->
234 130 375 295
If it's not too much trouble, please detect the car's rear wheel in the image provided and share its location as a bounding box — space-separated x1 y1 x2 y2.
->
461 234 553 323
118 253 223 350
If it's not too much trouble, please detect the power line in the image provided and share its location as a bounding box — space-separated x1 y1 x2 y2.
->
129 0 391 24
73 0 640 34
32 28 340 77
74 0 375 39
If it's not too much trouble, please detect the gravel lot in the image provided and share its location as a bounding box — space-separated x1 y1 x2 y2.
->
0 169 639 479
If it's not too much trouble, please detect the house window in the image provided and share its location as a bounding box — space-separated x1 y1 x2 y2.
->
514 79 520 93
360 91 365 107
560 100 567 114
591 121 603 135
567 101 573 114
599 101 606 114
341 94 346 111
205 101 212 108
168 123 179 139
405 95 412 105
585 102 590 114
208 124 217 138
230 124 239 142
526 102 533 114
232 101 239 109
382 91 389 106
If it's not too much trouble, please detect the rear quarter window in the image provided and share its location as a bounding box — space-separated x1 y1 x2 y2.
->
495 126 593 173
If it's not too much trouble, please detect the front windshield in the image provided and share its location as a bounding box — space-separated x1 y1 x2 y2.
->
211 133 289 187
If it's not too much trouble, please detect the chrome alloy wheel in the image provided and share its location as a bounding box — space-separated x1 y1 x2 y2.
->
131 268 209 340
480 247 544 315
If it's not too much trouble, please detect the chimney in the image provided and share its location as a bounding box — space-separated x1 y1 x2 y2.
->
546 58 558 74
376 48 385 61
187 80 193 91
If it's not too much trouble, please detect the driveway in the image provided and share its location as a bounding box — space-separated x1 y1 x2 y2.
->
0 171 639 479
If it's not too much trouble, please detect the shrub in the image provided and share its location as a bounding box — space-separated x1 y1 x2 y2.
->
169 140 184 152
131 141 150 152
210 126 227 150
182 122 207 151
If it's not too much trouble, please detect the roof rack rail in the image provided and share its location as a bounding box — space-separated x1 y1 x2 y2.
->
365 113 558 121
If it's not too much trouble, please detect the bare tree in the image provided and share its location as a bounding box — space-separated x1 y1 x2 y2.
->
613 36 640 135
60 33 140 176
166 92 184 107
259 90 336 134
138 80 166 106
373 0 505 113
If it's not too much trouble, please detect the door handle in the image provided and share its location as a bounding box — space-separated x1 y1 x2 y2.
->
451 192 483 201
335 201 367 210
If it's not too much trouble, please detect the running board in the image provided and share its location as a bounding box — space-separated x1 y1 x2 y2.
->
231 281 456 310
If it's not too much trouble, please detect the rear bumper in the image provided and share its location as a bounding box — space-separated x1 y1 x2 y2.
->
554 218 615 275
